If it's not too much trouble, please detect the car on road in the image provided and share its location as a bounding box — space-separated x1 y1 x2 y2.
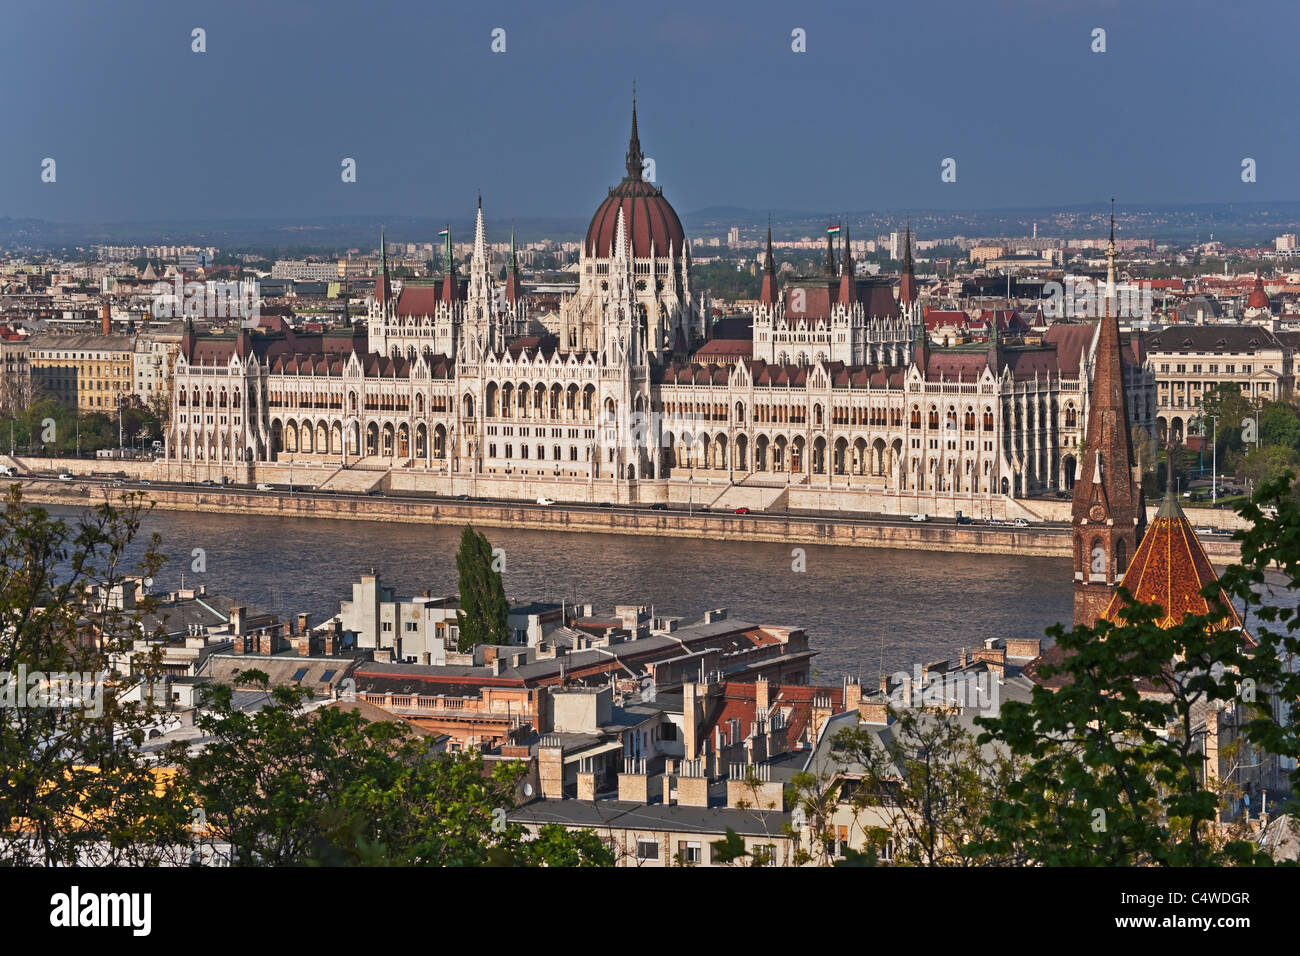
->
536 496 554 506
734 507 750 514
649 502 668 511
0 466 17 477
597 501 612 508
367 488 386 497
1195 526 1213 536
256 483 273 491
455 494 469 500
697 505 711 513
955 514 974 525
200 479 216 486
910 513 927 522
57 472 73 481
1011 518 1029 528
139 478 151 484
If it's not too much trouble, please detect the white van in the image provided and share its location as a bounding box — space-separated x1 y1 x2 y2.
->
256 483 273 491
0 466 17 477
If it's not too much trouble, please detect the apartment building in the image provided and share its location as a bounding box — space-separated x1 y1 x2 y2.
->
1145 325 1293 443
29 332 135 412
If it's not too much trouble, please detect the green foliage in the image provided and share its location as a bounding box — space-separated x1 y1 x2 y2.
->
833 705 1027 866
971 479 1300 865
0 488 190 865
692 261 761 301
709 827 750 865
172 673 613 867
454 525 509 652
1258 403 1300 452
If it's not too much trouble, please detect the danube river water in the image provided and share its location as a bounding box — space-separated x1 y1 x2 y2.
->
64 507 1075 680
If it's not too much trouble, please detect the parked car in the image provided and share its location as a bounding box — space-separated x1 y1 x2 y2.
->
536 496 554 506
955 514 974 525
200 479 216 486
1012 518 1029 528
649 502 668 511
138 478 151 484
0 466 17 477
1195 527 1213 536
597 501 612 508
455 494 469 500
910 513 927 522
734 507 751 514
57 472 73 481
256 483 273 491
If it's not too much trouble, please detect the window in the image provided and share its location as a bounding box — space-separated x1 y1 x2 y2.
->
290 668 308 683
405 621 418 632
677 841 702 864
381 621 393 632
636 839 659 861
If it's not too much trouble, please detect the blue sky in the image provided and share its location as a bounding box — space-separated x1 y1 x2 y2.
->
4 0 1296 223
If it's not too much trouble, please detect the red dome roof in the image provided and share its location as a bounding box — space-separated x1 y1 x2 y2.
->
586 179 685 258
1247 273 1270 310
584 96 686 259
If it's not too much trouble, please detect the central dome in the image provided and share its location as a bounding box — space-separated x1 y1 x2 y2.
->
584 99 686 259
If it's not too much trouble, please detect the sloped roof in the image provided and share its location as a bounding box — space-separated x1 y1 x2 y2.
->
1103 492 1244 632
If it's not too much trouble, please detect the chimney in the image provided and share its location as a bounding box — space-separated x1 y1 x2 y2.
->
101 303 111 335
845 677 862 712
230 606 246 637
297 612 311 637
755 676 770 715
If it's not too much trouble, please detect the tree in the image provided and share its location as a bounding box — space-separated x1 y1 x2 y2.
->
1199 383 1252 452
1259 403 1300 452
972 478 1300 865
833 705 1029 866
1238 445 1300 488
0 488 191 865
172 672 613 866
454 525 509 652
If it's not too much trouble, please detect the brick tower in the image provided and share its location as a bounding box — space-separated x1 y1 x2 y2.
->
1072 204 1147 626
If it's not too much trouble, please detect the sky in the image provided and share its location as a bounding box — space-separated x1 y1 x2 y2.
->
4 0 1297 225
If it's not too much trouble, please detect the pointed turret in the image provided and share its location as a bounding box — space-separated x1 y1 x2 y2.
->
898 220 918 306
838 224 856 306
504 229 523 304
440 224 458 303
1072 201 1147 626
824 223 837 277
376 227 392 307
759 219 779 307
625 85 644 182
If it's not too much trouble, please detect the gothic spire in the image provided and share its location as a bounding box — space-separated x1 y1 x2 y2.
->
760 217 778 307
625 84 643 181
1071 202 1146 626
824 222 837 277
898 219 918 306
839 223 856 306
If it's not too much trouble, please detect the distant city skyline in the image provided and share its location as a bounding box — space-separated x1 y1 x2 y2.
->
4 0 1297 225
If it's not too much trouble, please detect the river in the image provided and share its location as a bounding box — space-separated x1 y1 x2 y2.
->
60 507 1072 680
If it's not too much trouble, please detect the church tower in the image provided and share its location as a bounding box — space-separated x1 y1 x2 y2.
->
1072 205 1147 626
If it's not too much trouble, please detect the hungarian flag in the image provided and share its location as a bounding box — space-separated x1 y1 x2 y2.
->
437 227 449 238
826 225 841 236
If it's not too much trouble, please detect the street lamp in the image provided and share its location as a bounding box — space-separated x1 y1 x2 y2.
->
1211 414 1218 506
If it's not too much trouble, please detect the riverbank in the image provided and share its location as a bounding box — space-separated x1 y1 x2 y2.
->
15 480 1243 562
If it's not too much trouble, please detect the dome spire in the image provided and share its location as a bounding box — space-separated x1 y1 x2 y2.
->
760 216 778 307
625 83 644 181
